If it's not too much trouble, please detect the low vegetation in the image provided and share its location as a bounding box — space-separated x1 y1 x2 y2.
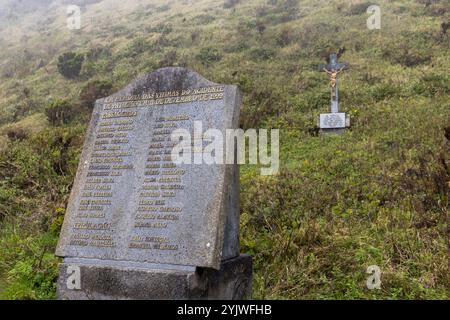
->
0 0 448 299
57 52 85 80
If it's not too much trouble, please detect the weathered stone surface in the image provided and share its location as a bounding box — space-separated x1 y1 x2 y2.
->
319 113 346 129
319 113 350 135
56 67 241 269
57 255 252 300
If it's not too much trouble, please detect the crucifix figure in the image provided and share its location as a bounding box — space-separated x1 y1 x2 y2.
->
319 53 349 114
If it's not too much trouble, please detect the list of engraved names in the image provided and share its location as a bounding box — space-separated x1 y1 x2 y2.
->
68 86 225 257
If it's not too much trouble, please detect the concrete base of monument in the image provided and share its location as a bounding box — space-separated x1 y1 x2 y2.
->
56 254 252 300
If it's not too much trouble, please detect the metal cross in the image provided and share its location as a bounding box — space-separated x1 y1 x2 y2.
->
319 53 349 114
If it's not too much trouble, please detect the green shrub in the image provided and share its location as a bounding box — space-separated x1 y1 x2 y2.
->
224 0 240 9
276 26 296 47
240 83 287 128
86 46 111 61
0 227 59 300
123 37 152 58
79 80 113 109
256 0 299 24
412 74 450 97
6 128 27 141
150 23 173 35
197 47 222 66
50 208 66 236
368 83 402 102
81 46 112 78
382 34 433 67
249 47 275 60
192 14 215 25
158 50 177 68
303 90 331 111
45 100 77 126
422 2 449 17
386 49 432 67
226 40 249 53
57 52 84 79
345 2 372 15
268 0 299 21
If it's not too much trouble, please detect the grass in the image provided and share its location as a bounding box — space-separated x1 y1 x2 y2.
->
0 113 48 137
0 0 449 299
241 96 449 299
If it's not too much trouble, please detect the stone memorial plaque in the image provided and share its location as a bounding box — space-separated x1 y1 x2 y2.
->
56 67 241 270
319 113 346 129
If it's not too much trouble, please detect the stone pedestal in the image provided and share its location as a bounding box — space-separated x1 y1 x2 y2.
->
57 255 252 300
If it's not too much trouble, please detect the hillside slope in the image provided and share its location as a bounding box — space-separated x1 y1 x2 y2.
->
0 0 449 299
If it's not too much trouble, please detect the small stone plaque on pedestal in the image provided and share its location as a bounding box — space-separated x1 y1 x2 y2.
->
319 113 347 129
55 67 252 300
